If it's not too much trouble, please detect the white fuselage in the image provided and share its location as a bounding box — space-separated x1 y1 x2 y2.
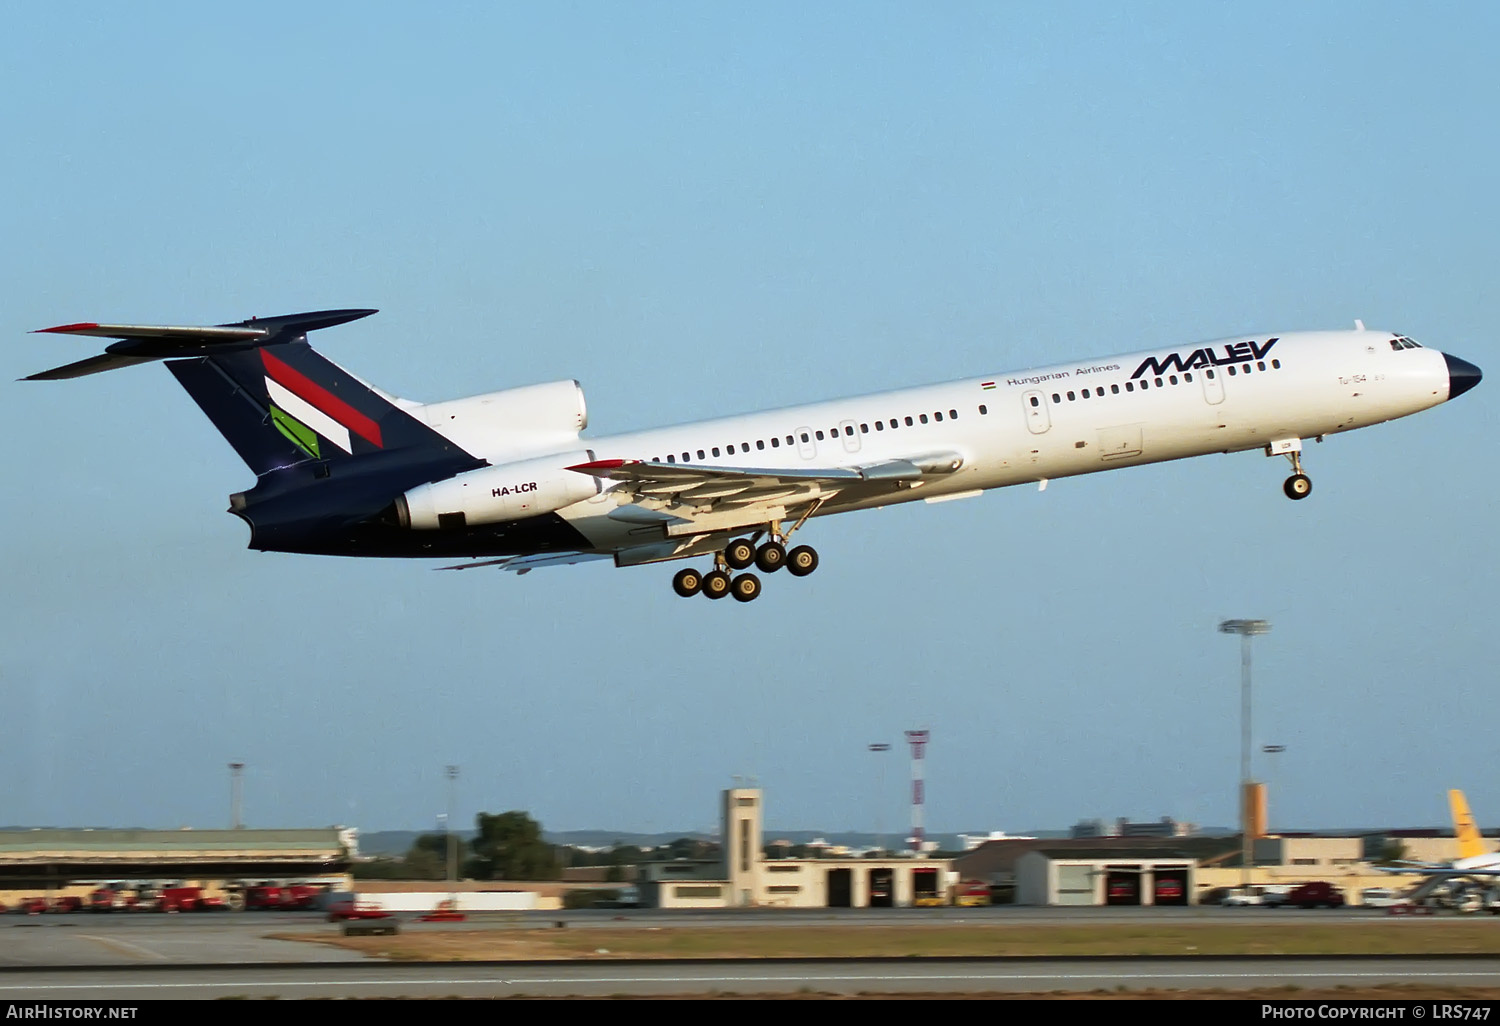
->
490 329 1452 557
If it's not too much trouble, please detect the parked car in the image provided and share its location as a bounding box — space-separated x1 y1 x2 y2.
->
1259 885 1295 907
1221 887 1265 906
1286 881 1345 909
1360 887 1403 908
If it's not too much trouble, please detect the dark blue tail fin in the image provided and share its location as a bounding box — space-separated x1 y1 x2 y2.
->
29 309 475 476
168 334 465 475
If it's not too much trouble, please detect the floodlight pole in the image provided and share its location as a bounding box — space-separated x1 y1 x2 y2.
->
228 762 244 830
1218 619 1270 890
446 765 459 896
869 743 890 854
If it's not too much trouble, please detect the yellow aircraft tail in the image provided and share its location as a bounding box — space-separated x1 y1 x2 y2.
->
1450 789 1485 860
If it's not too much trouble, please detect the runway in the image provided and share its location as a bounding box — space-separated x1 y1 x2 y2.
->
4 956 1500 998
5 906 1496 997
0 904 1417 968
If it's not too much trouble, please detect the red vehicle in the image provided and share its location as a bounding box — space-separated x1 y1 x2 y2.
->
1286 881 1345 909
1154 878 1185 902
244 885 284 910
48 896 84 913
244 884 322 911
327 900 392 922
157 887 203 913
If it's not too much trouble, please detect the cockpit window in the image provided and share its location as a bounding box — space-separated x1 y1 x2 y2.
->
1391 335 1422 350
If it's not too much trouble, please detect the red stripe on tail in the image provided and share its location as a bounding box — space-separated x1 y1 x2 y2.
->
261 349 383 448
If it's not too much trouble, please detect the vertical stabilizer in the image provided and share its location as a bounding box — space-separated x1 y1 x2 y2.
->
1450 789 1485 861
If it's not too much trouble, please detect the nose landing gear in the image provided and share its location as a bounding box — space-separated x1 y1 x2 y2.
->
1268 438 1313 501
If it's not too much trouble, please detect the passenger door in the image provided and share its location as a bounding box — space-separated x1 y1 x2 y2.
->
1022 390 1051 433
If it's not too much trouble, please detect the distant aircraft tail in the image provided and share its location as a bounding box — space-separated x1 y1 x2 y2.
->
1450 789 1486 861
27 309 473 477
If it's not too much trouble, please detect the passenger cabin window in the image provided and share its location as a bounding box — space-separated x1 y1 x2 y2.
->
698 449 706 460
920 413 929 423
800 433 809 443
934 411 944 420
889 418 898 429
979 404 988 414
905 416 914 426
875 421 884 431
816 430 825 440
712 447 720 457
757 440 765 450
949 409 958 419
666 454 675 463
727 444 735 454
1029 396 1039 407
860 423 868 433
771 437 780 447
844 426 854 436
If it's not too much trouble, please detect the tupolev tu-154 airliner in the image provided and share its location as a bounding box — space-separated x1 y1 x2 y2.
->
25 310 1481 602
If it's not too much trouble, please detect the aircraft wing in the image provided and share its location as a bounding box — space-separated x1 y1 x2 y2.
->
438 552 612 575
566 453 964 535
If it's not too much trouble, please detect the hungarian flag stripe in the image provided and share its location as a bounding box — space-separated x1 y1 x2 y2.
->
261 349 383 448
266 378 351 454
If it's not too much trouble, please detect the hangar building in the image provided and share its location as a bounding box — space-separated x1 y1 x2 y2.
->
0 827 352 907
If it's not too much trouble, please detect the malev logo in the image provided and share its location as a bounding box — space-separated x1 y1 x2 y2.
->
1131 338 1278 379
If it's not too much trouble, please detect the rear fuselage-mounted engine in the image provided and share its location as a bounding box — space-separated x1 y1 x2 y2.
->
394 450 599 530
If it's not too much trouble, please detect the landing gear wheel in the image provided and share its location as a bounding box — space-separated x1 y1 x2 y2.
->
786 545 819 577
724 539 756 570
731 573 762 602
755 541 786 573
672 567 703 598
702 570 731 599
1284 473 1312 500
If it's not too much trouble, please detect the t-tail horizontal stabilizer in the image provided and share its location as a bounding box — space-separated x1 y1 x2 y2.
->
23 309 377 380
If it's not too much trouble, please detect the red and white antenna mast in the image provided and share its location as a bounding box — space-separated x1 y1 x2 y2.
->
905 729 929 853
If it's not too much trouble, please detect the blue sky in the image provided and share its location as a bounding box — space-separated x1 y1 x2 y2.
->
1 3 1495 838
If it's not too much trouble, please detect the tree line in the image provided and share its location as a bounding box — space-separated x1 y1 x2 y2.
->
351 810 721 881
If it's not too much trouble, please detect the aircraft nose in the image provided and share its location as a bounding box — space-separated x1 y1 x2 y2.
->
1444 353 1483 400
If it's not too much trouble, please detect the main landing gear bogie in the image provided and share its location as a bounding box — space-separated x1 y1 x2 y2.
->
671 532 820 602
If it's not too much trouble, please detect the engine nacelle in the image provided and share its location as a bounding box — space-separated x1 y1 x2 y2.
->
414 380 588 461
396 450 599 530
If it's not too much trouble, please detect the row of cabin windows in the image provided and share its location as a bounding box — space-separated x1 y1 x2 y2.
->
1048 359 1282 404
649 404 991 465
